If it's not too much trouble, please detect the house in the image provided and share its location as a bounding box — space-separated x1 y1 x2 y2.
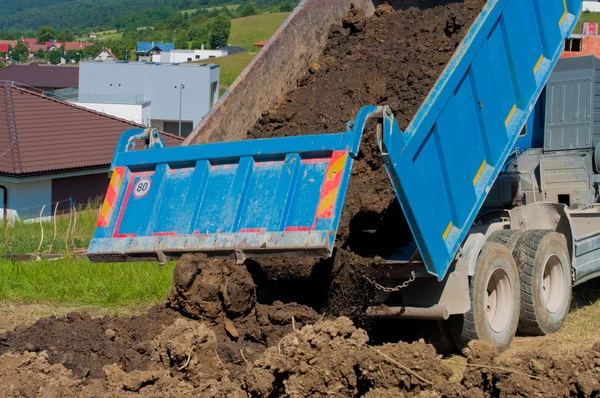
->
89 32 97 39
0 40 17 48
28 43 47 58
73 61 220 137
254 40 268 49
136 42 174 62
562 35 600 59
0 44 9 54
21 38 38 47
46 42 61 51
0 64 79 92
63 42 93 52
159 49 228 63
0 82 184 220
94 48 117 61
583 1 600 12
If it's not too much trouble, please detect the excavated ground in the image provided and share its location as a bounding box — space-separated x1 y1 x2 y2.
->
5 2 598 397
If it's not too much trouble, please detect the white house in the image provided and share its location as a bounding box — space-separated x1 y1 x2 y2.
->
583 1 600 12
159 49 228 63
94 48 117 61
72 61 220 137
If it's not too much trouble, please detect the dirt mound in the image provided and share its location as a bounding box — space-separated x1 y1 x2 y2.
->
0 306 178 379
2 316 600 397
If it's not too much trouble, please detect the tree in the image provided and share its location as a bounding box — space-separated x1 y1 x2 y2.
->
47 49 62 65
237 3 258 17
66 50 82 63
83 43 103 59
280 2 295 12
58 29 75 42
209 14 231 49
36 49 46 59
36 26 57 43
175 33 189 50
9 40 28 63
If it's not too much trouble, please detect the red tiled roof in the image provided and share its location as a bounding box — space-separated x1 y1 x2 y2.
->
63 42 93 51
0 44 8 53
28 43 46 53
0 64 79 89
0 84 184 175
22 38 38 47
0 40 17 48
254 40 268 48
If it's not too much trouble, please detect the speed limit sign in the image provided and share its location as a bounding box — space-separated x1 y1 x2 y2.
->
133 178 151 198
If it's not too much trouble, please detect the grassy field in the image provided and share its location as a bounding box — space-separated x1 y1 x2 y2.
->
196 52 255 95
0 206 174 308
0 258 174 307
229 12 290 50
180 4 240 15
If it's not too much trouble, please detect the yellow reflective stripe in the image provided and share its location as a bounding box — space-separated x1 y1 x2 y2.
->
100 199 111 220
473 160 487 186
533 55 544 74
317 187 339 216
559 0 567 25
505 104 517 127
443 221 453 241
326 153 347 180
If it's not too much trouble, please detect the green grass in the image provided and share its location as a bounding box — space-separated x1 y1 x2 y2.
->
2 206 98 256
0 205 174 308
0 258 174 307
574 11 600 34
229 12 290 50
196 52 256 95
180 4 240 14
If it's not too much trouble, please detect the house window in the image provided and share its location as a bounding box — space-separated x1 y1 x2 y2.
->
187 57 192 62
564 38 582 52
195 55 200 59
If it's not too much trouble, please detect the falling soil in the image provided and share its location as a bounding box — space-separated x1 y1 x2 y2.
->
243 0 489 321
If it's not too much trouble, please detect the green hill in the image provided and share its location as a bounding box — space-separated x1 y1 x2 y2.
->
229 12 290 50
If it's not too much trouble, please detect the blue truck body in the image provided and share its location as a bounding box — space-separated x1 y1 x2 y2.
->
88 0 582 281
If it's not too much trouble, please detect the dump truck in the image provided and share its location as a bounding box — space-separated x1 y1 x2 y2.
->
88 0 589 351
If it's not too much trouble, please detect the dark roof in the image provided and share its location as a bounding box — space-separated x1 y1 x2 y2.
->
137 42 174 53
0 64 79 90
0 84 184 175
217 46 248 55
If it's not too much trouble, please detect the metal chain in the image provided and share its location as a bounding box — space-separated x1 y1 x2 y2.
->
365 271 416 293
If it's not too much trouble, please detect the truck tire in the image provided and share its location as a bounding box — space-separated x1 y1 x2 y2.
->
439 242 520 353
488 229 523 253
512 230 572 335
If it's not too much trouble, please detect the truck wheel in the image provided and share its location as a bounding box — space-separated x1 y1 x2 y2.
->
488 229 523 253
439 242 520 353
512 231 572 335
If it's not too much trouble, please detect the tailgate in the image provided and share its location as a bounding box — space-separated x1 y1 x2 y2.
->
88 111 379 261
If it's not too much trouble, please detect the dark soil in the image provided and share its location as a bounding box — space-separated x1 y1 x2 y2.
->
245 0 488 317
0 306 178 379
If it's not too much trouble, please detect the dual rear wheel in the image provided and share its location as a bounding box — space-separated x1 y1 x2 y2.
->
441 230 572 352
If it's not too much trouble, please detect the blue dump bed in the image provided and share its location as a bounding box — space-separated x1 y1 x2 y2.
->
89 0 581 280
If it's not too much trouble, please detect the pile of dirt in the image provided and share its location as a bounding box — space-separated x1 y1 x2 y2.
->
0 306 178 379
2 316 599 397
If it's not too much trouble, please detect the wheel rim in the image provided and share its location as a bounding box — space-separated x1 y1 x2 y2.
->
485 267 513 333
542 254 565 314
